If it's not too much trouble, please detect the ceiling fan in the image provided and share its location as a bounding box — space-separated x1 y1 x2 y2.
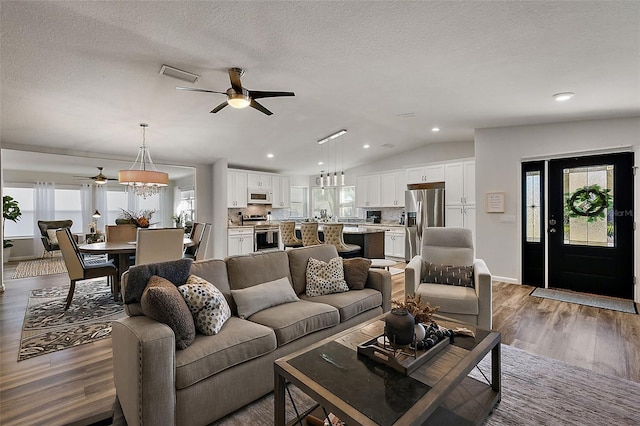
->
73 167 115 185
176 68 294 116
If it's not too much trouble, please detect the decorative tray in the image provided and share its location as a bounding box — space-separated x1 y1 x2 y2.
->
357 332 450 376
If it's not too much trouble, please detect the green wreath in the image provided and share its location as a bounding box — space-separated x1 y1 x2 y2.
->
565 184 612 223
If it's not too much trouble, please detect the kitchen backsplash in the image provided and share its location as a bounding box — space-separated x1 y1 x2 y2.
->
228 206 403 225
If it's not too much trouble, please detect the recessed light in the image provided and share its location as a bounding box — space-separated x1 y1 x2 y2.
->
363 144 370 149
553 92 574 102
318 161 324 165
267 153 274 158
432 127 440 132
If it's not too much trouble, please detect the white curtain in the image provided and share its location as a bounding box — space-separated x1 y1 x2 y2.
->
159 189 171 227
80 184 92 234
32 182 55 256
127 191 139 214
95 185 107 233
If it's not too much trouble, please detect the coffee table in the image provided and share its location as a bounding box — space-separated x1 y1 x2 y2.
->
274 314 501 425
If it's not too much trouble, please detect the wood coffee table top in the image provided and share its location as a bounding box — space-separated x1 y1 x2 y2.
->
274 314 501 426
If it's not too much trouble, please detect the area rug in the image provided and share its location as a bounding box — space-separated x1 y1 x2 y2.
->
12 257 67 279
18 279 125 361
100 344 640 425
530 287 638 314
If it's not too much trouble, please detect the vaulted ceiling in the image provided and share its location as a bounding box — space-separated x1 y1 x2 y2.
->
1 1 639 178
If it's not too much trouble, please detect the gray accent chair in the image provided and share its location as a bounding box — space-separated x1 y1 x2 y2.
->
404 227 492 330
37 219 76 257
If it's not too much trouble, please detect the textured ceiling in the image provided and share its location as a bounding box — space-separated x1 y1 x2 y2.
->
1 1 639 178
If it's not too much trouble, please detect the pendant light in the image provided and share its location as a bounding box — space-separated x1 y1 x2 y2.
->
118 123 169 199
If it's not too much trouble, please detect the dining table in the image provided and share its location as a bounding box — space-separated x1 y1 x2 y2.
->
78 237 194 301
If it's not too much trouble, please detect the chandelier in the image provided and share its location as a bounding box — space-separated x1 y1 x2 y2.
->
118 123 169 199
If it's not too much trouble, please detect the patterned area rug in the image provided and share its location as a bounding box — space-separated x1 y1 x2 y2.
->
530 287 638 314
12 257 67 279
18 279 125 361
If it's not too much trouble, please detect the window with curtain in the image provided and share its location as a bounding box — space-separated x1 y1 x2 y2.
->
107 190 128 225
3 187 34 237
54 188 83 234
289 186 308 218
311 187 336 219
177 189 195 225
339 186 356 218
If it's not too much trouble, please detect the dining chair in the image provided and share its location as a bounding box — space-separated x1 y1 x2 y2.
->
300 222 323 246
56 228 117 310
280 221 303 249
184 222 210 261
321 223 361 258
106 224 138 242
135 228 185 266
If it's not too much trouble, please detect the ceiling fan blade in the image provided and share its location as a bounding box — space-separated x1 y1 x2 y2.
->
210 101 229 113
228 68 243 92
250 99 273 116
176 86 225 94
249 90 295 99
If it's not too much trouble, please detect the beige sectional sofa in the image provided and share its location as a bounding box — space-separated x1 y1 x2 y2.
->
112 244 392 426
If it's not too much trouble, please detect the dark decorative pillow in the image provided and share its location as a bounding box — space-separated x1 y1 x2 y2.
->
422 261 474 288
125 258 193 305
141 275 196 349
343 258 372 290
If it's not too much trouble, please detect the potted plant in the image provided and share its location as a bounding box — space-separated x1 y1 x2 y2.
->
3 195 22 263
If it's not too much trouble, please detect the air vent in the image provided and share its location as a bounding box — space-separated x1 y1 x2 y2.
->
382 143 395 149
397 112 416 118
159 65 200 83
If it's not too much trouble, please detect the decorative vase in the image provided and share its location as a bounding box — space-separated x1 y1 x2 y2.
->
385 308 415 347
414 323 426 341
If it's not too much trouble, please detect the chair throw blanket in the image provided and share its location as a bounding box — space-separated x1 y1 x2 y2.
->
124 258 193 304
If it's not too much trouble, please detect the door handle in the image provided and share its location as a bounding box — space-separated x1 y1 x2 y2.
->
549 228 557 234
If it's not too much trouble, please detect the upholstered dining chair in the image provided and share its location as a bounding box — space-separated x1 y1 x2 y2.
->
37 219 76 258
300 222 322 246
184 222 210 261
280 221 303 249
321 223 361 258
106 224 138 242
135 228 185 266
404 227 492 330
57 228 117 310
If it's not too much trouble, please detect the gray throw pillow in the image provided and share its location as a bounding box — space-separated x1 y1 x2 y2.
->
343 257 371 290
231 277 299 319
141 275 196 349
422 261 474 288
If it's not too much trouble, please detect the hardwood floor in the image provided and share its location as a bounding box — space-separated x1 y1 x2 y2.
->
1 261 639 425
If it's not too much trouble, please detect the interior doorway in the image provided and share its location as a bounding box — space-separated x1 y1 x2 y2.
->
522 152 635 299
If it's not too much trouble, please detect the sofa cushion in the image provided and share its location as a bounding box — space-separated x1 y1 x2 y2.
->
288 245 340 295
141 275 196 350
300 288 382 322
231 277 299 319
422 261 474 288
416 282 479 315
248 300 339 346
125 259 193 304
226 250 292 290
189 258 235 312
174 317 277 390
343 257 372 290
305 257 349 297
179 275 231 335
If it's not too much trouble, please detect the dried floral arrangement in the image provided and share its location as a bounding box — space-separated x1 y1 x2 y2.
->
391 294 439 324
118 209 156 228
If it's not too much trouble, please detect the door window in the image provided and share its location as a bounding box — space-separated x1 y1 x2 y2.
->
562 165 614 247
525 170 542 243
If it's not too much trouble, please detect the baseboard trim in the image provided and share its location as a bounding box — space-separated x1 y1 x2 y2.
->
492 275 519 284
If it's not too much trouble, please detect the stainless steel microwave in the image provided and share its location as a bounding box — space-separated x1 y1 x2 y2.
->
247 188 272 204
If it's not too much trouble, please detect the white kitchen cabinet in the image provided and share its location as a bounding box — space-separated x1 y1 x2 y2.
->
227 170 248 208
445 161 475 205
271 176 290 208
384 229 406 258
445 205 476 242
380 171 407 207
355 174 381 207
227 228 254 256
247 173 272 189
406 164 445 184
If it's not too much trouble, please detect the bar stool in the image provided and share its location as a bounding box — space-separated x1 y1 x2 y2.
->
280 221 303 248
300 222 323 246
322 223 361 258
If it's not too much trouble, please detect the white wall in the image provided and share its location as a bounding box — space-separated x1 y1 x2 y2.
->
475 116 640 302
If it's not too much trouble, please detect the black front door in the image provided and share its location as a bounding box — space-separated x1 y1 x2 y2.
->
548 152 634 299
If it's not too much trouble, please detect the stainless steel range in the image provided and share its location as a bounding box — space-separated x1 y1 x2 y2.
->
242 215 280 251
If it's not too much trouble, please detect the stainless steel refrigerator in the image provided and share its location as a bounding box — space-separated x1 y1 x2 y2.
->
405 182 445 261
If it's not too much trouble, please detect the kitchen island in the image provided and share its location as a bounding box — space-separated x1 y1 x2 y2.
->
295 225 387 259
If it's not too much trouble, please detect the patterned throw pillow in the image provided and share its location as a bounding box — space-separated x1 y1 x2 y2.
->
46 229 59 245
305 257 349 297
178 275 231 335
422 261 474 288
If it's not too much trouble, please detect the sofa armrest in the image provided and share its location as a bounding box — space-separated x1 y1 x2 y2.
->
365 268 392 312
404 255 422 298
112 316 177 426
473 258 492 331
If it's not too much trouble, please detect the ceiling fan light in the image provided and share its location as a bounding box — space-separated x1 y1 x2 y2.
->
94 177 108 184
227 93 251 109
